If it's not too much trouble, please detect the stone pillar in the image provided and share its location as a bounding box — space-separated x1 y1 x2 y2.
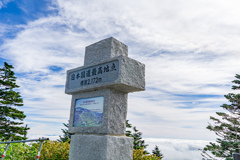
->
65 37 145 160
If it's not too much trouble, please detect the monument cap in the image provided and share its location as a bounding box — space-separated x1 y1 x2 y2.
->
84 37 128 66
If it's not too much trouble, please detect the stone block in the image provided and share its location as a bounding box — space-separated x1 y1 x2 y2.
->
69 134 133 160
84 37 128 66
65 56 145 94
68 89 128 135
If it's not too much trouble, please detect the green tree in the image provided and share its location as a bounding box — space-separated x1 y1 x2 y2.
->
152 145 164 158
0 62 29 141
58 123 72 143
202 74 240 160
126 120 132 137
126 120 149 154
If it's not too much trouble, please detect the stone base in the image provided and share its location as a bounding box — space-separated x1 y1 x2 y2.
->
233 153 240 160
69 134 133 160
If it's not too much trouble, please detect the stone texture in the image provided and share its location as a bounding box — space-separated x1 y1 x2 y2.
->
233 153 240 160
114 56 145 93
84 37 128 66
65 56 145 94
66 37 145 160
68 89 128 135
69 134 133 160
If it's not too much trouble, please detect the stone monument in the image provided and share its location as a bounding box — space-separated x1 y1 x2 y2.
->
65 37 145 160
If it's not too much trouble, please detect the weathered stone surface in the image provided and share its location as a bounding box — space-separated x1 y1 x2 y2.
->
65 56 145 94
66 37 144 160
68 89 128 135
114 56 145 93
69 134 133 160
84 37 128 66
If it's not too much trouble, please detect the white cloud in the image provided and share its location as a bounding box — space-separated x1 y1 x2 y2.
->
144 138 215 160
55 0 240 54
0 0 14 10
1 0 240 159
127 93 221 140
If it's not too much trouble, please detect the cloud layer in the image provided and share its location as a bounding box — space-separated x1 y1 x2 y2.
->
145 138 211 160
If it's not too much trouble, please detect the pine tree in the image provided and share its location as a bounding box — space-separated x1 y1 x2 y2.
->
58 123 72 143
152 145 164 158
126 120 149 154
126 120 132 137
202 74 240 160
0 62 29 141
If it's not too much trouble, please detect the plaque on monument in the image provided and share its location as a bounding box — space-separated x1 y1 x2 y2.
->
73 96 104 127
68 60 119 90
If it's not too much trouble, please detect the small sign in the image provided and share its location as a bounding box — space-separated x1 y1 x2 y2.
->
68 60 119 90
73 96 104 127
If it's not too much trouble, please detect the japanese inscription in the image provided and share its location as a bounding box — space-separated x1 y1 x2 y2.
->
68 60 119 90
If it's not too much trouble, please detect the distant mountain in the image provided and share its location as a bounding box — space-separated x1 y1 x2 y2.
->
74 107 103 127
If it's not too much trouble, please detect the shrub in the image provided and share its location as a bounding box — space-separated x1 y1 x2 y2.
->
0 143 37 160
133 148 162 160
0 140 162 160
34 140 70 160
0 140 70 160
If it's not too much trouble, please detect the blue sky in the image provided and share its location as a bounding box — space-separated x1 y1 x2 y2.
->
1 0 240 159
